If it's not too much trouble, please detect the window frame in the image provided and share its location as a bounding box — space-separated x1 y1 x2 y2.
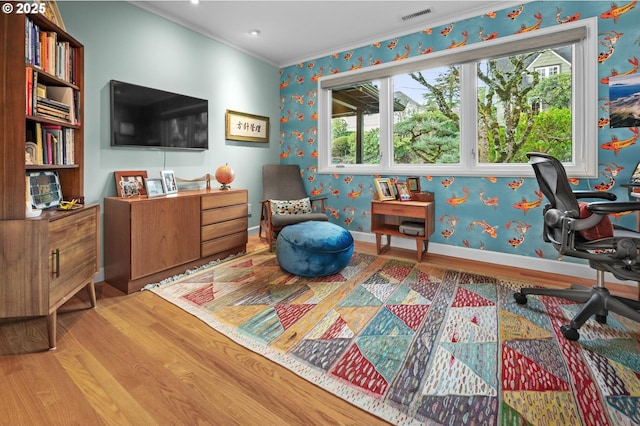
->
317 18 598 177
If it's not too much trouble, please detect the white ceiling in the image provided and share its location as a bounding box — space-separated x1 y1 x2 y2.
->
133 1 513 67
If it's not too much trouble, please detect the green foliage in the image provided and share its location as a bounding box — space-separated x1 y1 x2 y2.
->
528 74 572 109
394 110 460 163
522 108 572 161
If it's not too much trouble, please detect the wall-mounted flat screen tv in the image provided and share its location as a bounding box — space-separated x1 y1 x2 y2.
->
110 80 208 150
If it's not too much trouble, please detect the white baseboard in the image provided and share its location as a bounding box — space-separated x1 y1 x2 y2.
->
348 230 633 287
136 225 631 289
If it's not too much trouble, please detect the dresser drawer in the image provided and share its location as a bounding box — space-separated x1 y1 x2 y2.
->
201 191 247 210
201 217 248 242
372 202 427 219
201 204 247 225
201 231 248 257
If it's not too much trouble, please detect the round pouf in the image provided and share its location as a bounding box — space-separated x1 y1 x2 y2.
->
276 221 354 277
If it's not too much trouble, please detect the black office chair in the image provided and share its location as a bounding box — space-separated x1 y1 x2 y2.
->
514 152 640 340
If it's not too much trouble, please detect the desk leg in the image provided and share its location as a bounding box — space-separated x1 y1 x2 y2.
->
416 239 428 262
376 233 391 255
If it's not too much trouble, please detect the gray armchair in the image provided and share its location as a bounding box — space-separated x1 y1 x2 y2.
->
259 165 328 250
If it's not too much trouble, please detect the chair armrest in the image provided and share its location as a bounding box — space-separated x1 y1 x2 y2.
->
573 190 617 201
585 201 640 215
310 197 327 213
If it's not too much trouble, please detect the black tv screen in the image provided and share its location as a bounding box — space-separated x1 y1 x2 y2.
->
110 80 208 150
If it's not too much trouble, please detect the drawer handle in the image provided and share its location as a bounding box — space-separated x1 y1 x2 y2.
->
52 249 60 278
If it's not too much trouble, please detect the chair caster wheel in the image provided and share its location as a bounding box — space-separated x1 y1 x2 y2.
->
514 292 528 305
560 325 580 341
595 314 607 324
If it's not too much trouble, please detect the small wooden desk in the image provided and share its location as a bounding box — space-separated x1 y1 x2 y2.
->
371 199 435 261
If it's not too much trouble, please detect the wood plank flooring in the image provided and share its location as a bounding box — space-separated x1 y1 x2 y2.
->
0 235 637 425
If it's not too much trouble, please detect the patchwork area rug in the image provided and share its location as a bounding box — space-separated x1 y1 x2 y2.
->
147 249 640 425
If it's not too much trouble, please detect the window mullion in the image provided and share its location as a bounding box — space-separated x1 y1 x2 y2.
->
379 78 393 170
460 62 476 169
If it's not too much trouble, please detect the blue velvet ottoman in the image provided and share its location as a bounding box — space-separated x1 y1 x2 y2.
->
276 221 354 277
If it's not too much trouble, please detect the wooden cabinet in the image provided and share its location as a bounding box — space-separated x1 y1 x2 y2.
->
104 189 248 294
371 200 435 261
0 206 99 349
0 8 96 350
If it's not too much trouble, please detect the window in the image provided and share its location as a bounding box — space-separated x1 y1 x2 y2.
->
317 18 598 177
534 65 561 78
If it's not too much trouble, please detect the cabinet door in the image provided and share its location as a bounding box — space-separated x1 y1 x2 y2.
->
0 220 49 317
130 197 200 280
49 207 99 308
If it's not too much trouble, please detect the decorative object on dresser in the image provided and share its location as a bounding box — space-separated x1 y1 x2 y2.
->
114 170 147 197
406 176 420 193
225 109 270 143
144 178 164 198
160 170 178 194
214 163 235 190
395 181 411 201
374 177 395 201
104 188 249 293
1 11 97 350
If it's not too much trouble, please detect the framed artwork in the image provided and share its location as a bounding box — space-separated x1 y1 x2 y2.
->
145 178 165 198
114 170 148 197
34 1 66 30
27 171 62 209
374 178 395 201
225 109 270 143
25 142 38 165
160 170 178 194
406 177 421 193
395 182 412 201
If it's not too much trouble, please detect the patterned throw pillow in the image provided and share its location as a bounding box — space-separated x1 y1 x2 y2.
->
270 197 312 215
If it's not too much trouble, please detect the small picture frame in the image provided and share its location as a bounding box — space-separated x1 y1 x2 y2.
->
145 178 165 198
114 170 148 197
406 177 421 193
160 170 178 194
374 178 395 201
395 182 412 201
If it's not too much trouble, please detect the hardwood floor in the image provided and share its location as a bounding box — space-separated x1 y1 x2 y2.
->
0 235 637 425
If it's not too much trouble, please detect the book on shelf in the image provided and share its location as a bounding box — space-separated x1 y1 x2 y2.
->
27 83 79 124
39 124 73 166
25 17 78 85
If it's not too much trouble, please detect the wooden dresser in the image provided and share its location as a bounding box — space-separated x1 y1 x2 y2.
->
104 188 248 293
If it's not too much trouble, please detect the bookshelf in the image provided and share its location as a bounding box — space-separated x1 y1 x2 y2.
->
0 9 98 350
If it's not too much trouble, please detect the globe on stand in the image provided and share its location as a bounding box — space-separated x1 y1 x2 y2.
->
215 163 235 190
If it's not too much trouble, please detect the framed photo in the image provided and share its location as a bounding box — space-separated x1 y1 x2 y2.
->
225 109 270 143
395 182 412 201
374 178 395 201
160 170 178 194
406 177 421 193
145 178 165 198
114 170 148 197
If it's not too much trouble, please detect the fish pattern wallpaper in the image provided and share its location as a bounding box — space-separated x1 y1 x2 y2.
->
278 0 640 264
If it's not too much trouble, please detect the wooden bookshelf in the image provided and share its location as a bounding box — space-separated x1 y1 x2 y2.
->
0 7 97 349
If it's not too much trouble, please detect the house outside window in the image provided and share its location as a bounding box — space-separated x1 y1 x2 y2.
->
318 18 598 177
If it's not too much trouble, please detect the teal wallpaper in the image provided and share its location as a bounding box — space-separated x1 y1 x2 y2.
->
279 0 640 263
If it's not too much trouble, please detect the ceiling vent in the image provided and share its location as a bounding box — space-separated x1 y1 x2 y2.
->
401 8 432 22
